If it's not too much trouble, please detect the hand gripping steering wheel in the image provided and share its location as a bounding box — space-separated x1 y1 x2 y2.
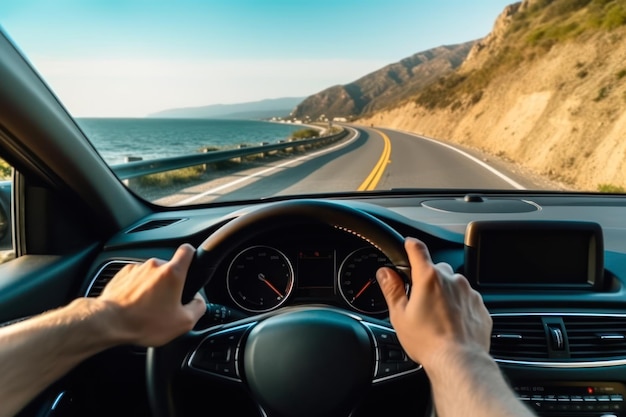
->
146 199 422 417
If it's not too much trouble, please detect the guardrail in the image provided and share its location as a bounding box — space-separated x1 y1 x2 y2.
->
110 129 348 180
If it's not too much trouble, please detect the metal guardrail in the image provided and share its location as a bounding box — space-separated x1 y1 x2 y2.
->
110 129 348 180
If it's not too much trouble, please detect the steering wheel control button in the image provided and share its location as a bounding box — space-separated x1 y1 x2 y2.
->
189 323 253 381
364 323 420 382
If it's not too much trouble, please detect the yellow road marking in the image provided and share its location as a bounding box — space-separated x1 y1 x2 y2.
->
357 128 391 191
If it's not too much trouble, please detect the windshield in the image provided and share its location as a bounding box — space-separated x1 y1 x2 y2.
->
1 0 625 205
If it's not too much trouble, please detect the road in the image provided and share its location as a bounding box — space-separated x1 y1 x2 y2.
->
159 126 538 206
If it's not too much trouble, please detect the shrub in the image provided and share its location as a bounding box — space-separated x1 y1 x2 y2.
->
594 86 610 101
543 0 592 20
527 28 546 45
290 128 319 140
598 183 626 193
138 166 205 187
603 3 626 29
415 74 467 110
0 159 11 180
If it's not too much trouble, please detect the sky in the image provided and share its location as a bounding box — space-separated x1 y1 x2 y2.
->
0 0 515 117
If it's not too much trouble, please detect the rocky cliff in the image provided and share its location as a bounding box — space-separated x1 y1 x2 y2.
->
358 0 626 192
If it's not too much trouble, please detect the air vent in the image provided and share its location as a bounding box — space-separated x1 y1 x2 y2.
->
85 260 139 297
490 315 548 360
491 313 626 366
564 315 626 360
127 218 185 233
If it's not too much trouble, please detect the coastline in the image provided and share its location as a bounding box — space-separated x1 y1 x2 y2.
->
76 118 305 165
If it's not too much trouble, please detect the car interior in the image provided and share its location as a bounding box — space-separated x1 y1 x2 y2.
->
3 6 626 417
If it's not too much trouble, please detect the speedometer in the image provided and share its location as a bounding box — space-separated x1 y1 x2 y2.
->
227 246 295 313
338 247 392 314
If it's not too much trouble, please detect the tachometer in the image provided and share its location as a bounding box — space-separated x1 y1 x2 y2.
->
227 246 295 313
338 247 392 314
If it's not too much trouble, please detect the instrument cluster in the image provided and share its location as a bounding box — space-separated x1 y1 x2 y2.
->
206 224 398 316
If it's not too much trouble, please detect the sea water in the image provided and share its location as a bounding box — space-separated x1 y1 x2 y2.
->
76 118 304 165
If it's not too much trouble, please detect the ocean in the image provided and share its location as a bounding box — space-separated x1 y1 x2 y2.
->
76 118 305 165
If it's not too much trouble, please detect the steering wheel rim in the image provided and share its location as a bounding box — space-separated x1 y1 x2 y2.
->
147 199 417 417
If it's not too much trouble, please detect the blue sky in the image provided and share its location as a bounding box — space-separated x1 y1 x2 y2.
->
0 0 514 117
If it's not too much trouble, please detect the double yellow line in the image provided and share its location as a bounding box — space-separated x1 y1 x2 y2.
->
357 128 391 191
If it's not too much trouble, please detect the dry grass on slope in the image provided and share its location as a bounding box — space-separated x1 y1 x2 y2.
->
358 0 626 192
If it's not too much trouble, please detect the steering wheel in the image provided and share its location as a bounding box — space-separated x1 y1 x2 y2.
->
146 199 421 417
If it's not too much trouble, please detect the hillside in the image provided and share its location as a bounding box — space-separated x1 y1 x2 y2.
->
290 42 474 121
358 0 626 192
148 97 305 119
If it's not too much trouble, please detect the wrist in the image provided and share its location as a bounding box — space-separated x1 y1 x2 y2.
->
63 297 133 350
421 343 496 381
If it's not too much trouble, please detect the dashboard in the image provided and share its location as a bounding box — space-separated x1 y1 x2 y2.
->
82 192 626 417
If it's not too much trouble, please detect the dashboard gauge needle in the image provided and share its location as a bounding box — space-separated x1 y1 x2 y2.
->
258 273 284 298
352 277 376 302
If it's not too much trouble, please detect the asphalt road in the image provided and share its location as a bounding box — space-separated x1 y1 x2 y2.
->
161 125 538 206
373 127 526 191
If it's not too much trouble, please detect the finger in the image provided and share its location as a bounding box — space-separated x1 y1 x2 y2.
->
168 244 196 276
184 293 208 319
404 237 434 285
435 262 454 276
451 272 472 288
376 267 408 312
117 262 138 276
404 237 433 279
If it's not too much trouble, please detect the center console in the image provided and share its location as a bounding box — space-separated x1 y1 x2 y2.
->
513 381 625 417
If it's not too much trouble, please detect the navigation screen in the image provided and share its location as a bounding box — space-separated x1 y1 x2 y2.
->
464 221 604 290
477 230 591 285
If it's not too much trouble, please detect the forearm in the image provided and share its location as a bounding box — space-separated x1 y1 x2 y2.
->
0 298 121 417
426 347 536 417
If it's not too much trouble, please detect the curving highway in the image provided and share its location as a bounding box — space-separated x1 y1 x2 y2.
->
163 125 538 206
370 127 526 191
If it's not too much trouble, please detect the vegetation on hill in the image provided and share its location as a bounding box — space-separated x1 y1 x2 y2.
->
414 0 626 111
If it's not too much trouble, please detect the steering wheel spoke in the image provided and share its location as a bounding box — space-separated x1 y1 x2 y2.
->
187 322 255 382
363 321 421 382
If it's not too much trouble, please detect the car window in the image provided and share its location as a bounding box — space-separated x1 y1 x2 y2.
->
0 158 14 264
1 1 626 207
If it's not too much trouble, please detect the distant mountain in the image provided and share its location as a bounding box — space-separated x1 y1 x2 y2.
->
291 42 475 121
148 97 305 119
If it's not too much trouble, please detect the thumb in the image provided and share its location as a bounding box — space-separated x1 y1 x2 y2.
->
376 266 408 313
184 293 208 320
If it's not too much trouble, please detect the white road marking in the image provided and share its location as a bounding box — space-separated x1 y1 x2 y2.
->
174 127 360 205
399 130 526 190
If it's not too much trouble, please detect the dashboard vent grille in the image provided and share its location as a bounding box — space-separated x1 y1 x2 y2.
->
490 315 548 360
127 218 185 233
563 315 626 360
85 261 139 297
490 314 626 364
